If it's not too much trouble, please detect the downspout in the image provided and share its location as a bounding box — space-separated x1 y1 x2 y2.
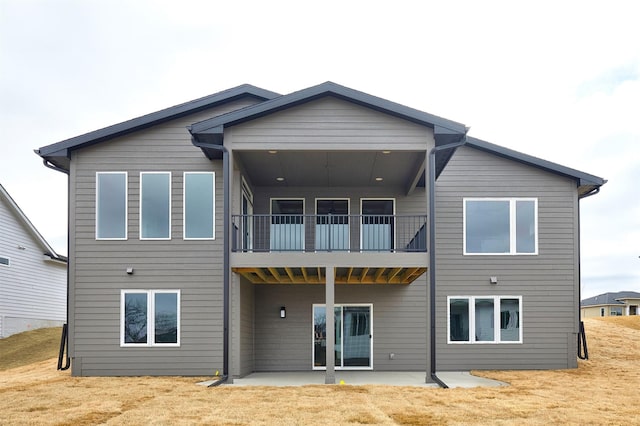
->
576 184 600 360
41 159 71 370
190 139 231 384
428 136 467 388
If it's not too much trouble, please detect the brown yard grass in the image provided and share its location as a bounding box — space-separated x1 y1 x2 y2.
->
1 317 638 425
0 327 61 370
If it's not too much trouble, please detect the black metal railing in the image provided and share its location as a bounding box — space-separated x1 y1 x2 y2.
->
232 214 427 253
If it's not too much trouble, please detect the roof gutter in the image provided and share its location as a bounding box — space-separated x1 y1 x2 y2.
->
190 138 231 379
41 157 70 176
428 135 467 388
579 186 600 199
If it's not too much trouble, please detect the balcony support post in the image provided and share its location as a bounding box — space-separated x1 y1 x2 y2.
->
325 266 336 384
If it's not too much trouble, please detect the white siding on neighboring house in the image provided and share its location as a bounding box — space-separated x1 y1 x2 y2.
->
0 187 67 338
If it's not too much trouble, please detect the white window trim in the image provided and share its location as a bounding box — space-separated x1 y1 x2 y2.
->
447 295 523 344
140 172 172 241
270 198 305 252
0 256 9 267
463 198 538 256
120 289 181 347
359 198 396 252
96 172 128 240
183 172 216 240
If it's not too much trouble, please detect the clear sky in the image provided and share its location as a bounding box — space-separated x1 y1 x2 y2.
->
1 1 638 299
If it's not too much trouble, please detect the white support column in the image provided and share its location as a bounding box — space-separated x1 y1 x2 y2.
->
325 266 335 384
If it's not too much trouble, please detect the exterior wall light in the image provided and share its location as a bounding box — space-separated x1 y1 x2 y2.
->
490 276 498 284
126 267 134 275
280 306 286 318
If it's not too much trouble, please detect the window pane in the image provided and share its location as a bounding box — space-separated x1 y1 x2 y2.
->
466 200 510 253
97 173 126 239
124 293 147 343
185 173 214 239
516 200 536 253
475 298 495 341
155 293 178 344
141 173 170 239
449 298 469 341
500 298 520 341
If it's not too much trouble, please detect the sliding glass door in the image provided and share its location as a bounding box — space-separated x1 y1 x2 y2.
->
313 304 372 369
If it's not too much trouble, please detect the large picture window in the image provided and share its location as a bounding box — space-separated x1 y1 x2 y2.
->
448 296 522 344
96 172 127 240
184 172 215 240
464 198 537 255
140 172 171 240
121 290 180 346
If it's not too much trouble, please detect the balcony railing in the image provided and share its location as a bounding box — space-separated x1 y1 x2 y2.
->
232 214 427 253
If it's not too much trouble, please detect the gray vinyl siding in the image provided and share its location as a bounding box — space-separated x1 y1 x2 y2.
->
226 96 434 151
435 146 579 370
251 278 428 371
68 99 257 376
237 278 255 377
0 196 66 338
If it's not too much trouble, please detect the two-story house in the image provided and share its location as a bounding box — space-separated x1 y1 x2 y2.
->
0 183 67 338
36 82 605 384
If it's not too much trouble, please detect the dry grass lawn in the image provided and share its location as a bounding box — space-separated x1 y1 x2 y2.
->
1 317 639 425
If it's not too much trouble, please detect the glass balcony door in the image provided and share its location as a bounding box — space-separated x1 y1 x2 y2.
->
270 199 304 251
315 199 349 251
361 199 395 251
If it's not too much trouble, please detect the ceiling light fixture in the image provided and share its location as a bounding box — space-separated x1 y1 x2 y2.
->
276 177 285 182
382 150 391 154
268 150 278 154
375 177 383 182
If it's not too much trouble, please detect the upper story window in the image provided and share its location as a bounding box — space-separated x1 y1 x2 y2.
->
183 172 215 240
96 172 127 240
0 256 9 266
463 198 537 255
121 289 180 347
140 172 171 240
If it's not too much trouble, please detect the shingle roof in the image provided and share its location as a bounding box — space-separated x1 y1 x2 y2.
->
581 291 640 306
35 81 606 195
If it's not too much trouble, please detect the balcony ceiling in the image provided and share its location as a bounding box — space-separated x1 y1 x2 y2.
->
236 151 425 188
233 266 427 285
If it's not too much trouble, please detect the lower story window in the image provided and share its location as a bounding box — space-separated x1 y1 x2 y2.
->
610 307 623 316
121 290 180 347
448 296 522 344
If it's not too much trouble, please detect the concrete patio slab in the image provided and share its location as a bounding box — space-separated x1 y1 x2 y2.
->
216 371 506 388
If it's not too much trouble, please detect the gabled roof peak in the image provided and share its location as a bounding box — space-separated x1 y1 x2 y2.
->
36 84 280 171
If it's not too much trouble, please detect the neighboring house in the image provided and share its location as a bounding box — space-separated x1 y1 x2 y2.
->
581 291 640 318
36 82 605 382
0 183 67 338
